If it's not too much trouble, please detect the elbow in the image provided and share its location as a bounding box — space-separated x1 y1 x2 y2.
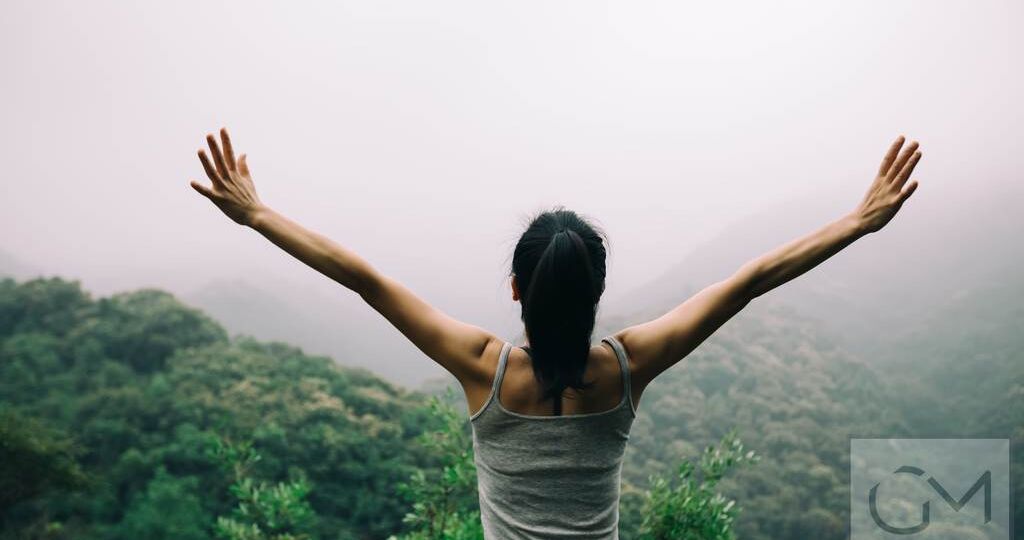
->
729 263 763 303
354 270 383 301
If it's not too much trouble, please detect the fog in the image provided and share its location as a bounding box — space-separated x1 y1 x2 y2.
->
2 0 1021 387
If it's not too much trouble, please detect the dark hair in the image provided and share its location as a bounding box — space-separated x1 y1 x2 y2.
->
512 206 609 415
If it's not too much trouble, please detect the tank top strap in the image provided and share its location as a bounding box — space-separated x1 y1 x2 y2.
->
470 341 512 422
601 335 637 418
493 341 512 393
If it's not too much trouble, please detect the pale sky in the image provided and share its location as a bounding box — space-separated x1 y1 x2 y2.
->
2 0 1021 385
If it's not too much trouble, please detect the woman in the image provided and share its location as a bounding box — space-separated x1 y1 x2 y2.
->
190 129 921 539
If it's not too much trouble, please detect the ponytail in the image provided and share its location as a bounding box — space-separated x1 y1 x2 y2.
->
520 225 603 415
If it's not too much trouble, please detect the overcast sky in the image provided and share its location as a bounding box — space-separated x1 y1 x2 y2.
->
2 1 1021 371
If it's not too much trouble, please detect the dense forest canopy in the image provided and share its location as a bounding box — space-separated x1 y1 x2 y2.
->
1 274 1020 539
0 277 443 539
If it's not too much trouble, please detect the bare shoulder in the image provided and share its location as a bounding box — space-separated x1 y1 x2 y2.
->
592 338 622 380
460 337 506 416
599 331 648 411
601 329 637 372
463 336 507 386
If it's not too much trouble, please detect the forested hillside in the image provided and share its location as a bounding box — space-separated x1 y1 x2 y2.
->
597 289 1020 538
2 275 1020 539
0 277 445 539
604 298 899 539
593 188 1024 538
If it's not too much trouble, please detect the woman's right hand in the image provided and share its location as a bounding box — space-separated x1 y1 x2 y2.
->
853 135 922 234
190 127 266 227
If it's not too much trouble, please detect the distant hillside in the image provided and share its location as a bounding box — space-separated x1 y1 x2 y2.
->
593 184 1024 538
601 271 1022 538
603 184 1024 363
184 277 354 359
595 293 892 538
0 248 42 280
183 276 455 388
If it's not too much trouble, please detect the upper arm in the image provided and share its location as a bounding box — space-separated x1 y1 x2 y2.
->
613 273 754 389
358 270 499 384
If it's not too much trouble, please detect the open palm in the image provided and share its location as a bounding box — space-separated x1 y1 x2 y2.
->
190 127 264 226
855 135 922 234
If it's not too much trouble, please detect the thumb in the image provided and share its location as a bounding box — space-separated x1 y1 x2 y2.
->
238 153 250 176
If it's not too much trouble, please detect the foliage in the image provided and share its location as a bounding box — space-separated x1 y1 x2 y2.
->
0 408 87 539
388 389 482 540
210 438 315 540
638 432 758 540
607 301 902 539
2 275 1020 539
113 466 210 540
0 277 438 540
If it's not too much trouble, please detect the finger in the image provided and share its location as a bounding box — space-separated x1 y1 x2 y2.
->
198 149 223 186
207 133 229 178
220 127 236 171
238 153 249 176
897 179 919 204
878 135 905 177
892 150 922 190
190 179 215 199
887 140 919 182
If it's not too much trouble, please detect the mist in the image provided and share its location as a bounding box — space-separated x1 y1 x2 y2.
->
2 0 1021 387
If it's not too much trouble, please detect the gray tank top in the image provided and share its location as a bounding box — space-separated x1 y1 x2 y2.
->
469 336 637 539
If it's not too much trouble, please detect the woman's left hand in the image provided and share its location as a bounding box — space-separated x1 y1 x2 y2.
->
852 135 922 235
190 127 265 226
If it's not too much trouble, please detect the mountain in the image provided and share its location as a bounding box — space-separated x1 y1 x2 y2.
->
2 262 1020 539
597 185 1024 538
603 183 1024 363
183 277 352 359
608 294 899 538
183 276 449 388
0 248 42 280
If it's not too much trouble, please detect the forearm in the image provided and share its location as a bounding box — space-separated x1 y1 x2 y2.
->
248 206 378 294
735 212 868 300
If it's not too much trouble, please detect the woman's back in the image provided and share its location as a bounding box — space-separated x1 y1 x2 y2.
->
469 336 638 539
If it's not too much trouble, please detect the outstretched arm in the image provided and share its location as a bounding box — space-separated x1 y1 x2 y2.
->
616 136 923 390
189 128 498 383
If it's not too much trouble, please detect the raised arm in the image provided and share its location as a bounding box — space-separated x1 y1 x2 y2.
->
616 135 923 391
189 128 498 383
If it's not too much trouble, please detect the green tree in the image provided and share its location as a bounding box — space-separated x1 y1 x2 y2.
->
210 437 316 540
114 466 210 540
0 408 87 539
638 432 758 540
0 277 433 538
389 390 482 540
